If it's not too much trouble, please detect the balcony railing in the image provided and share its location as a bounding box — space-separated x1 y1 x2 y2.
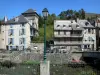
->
54 41 82 45
54 34 83 38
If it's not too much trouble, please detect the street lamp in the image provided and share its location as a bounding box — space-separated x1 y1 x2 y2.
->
42 8 49 61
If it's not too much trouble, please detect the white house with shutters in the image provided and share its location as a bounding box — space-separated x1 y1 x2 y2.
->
0 9 39 50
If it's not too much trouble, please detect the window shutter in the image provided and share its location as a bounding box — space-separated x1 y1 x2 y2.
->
12 39 13 44
8 38 10 44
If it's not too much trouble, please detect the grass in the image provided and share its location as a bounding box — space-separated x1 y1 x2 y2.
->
0 64 98 75
33 25 53 43
21 60 40 65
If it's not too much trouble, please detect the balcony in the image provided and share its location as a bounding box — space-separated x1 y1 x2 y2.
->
54 41 83 45
54 34 83 38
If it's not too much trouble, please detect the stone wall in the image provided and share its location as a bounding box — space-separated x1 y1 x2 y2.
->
19 52 82 64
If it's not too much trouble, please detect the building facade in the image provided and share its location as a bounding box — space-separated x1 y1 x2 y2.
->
53 19 96 52
0 9 39 50
54 20 83 53
78 20 96 51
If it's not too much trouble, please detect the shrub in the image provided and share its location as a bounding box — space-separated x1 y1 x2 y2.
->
21 60 40 65
1 60 16 68
78 71 96 75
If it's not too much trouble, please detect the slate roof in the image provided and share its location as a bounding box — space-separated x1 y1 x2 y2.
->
22 9 39 17
78 20 95 28
23 9 35 14
6 15 28 24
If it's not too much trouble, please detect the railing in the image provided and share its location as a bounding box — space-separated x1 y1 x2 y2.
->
54 41 82 45
54 34 83 37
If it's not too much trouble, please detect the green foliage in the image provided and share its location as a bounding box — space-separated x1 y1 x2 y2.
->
78 70 96 75
59 8 85 20
33 8 99 43
38 14 44 27
33 25 53 43
0 60 16 68
22 60 40 65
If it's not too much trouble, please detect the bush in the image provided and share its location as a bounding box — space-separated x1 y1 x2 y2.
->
78 71 96 75
21 60 40 65
1 60 16 68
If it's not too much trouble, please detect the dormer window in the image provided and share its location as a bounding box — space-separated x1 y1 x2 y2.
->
22 23 25 27
85 22 89 26
69 25 72 27
57 25 60 27
76 24 79 28
71 21 73 23
14 17 19 22
63 25 66 27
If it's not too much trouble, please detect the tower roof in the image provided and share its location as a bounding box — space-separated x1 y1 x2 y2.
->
23 9 36 14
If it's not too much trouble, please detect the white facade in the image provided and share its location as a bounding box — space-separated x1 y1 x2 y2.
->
54 20 83 52
53 19 96 52
0 9 39 50
78 20 96 51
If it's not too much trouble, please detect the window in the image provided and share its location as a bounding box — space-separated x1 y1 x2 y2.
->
22 23 25 27
32 23 34 25
57 25 60 27
22 29 25 35
20 29 25 35
92 29 94 34
64 31 66 35
19 38 25 44
85 22 89 26
69 25 71 27
9 29 14 36
8 38 14 45
58 38 60 42
10 46 12 50
87 45 90 48
88 29 91 33
58 30 60 35
64 38 66 42
22 38 25 44
76 24 79 28
71 21 73 23
10 25 13 28
63 25 66 27
84 45 87 49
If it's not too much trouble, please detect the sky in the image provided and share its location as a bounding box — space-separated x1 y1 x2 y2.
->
0 0 100 19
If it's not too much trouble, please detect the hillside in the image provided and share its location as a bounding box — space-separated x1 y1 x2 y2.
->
32 12 100 43
33 25 53 43
85 13 100 18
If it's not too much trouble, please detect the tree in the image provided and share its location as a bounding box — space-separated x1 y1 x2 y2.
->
78 8 85 19
59 11 67 20
38 14 44 27
81 9 85 19
59 9 82 20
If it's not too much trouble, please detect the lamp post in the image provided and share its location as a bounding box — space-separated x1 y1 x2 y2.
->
42 8 49 62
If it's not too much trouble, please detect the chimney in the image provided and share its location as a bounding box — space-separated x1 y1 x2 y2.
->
77 18 79 23
14 17 19 22
4 16 8 22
